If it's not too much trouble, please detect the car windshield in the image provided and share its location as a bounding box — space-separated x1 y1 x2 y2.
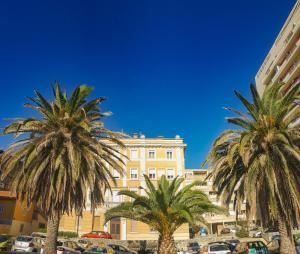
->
248 242 265 249
189 243 199 247
16 236 33 242
91 247 107 252
210 245 230 251
0 236 9 242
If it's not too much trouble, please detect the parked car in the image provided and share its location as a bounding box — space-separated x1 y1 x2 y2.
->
253 231 263 238
177 250 194 254
220 228 231 234
202 242 232 254
11 235 40 252
0 235 13 251
262 229 279 242
226 239 240 249
84 246 114 254
208 241 235 252
187 242 200 254
234 240 269 254
108 244 137 254
82 231 112 239
267 234 300 254
77 239 93 249
57 240 85 254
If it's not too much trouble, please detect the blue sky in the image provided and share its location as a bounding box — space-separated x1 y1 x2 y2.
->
0 0 295 168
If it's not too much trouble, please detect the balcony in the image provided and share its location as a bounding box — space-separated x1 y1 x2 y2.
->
262 26 300 86
271 37 300 84
283 56 300 84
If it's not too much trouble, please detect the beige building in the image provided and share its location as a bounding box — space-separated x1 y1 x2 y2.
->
256 1 300 94
60 134 189 240
184 169 247 234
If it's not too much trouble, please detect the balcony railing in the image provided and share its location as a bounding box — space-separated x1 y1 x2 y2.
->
283 56 300 83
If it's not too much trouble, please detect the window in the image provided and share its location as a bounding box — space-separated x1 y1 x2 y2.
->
148 168 156 179
112 190 120 203
112 169 120 179
148 150 155 159
158 169 165 178
166 150 173 159
38 223 46 229
130 220 138 232
130 149 138 160
167 169 174 180
130 168 138 180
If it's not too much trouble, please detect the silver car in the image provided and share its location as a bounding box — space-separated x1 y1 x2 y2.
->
12 235 40 252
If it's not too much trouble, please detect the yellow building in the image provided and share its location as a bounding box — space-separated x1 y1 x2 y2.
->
0 191 46 235
60 134 189 240
256 1 300 94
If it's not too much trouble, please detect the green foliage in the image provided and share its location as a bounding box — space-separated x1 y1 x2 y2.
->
205 82 300 235
38 228 47 233
0 83 126 217
235 228 249 238
58 231 78 238
105 175 224 237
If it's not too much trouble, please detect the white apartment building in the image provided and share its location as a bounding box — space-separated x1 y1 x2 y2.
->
256 1 300 94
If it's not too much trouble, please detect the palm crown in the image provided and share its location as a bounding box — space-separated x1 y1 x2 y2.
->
105 175 223 254
0 83 125 216
205 83 300 236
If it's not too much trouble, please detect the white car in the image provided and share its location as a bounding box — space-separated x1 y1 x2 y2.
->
57 240 84 254
11 235 40 252
202 243 232 254
41 240 84 254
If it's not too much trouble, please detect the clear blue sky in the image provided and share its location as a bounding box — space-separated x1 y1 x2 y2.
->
0 0 295 168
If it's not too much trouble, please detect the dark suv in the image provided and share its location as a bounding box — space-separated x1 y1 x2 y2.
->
187 242 200 254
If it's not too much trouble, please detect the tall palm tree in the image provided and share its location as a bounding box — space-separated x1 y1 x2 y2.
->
0 84 125 254
205 83 300 254
104 175 223 254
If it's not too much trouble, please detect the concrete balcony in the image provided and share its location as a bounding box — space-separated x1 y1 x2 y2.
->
283 56 300 84
271 37 300 84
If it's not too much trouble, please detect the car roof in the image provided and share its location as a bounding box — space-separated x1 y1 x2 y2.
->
209 241 229 245
16 235 33 238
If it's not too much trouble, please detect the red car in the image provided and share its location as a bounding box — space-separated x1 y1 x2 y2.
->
81 231 112 239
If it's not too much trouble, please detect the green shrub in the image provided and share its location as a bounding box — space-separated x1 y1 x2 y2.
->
235 228 249 238
58 231 78 238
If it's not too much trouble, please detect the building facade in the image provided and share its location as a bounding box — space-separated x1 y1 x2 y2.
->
256 1 300 94
184 169 247 234
59 135 248 239
59 134 189 240
0 191 46 235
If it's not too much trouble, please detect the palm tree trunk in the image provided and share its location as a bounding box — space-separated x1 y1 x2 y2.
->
43 210 60 254
278 212 296 254
158 233 177 254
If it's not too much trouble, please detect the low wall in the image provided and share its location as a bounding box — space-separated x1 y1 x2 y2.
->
78 234 239 251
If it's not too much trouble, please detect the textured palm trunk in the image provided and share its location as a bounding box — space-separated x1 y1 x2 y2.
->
278 213 296 254
43 211 60 254
158 234 177 254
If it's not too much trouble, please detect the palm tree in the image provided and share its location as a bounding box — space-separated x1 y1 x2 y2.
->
205 83 300 254
104 175 223 254
0 84 125 254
